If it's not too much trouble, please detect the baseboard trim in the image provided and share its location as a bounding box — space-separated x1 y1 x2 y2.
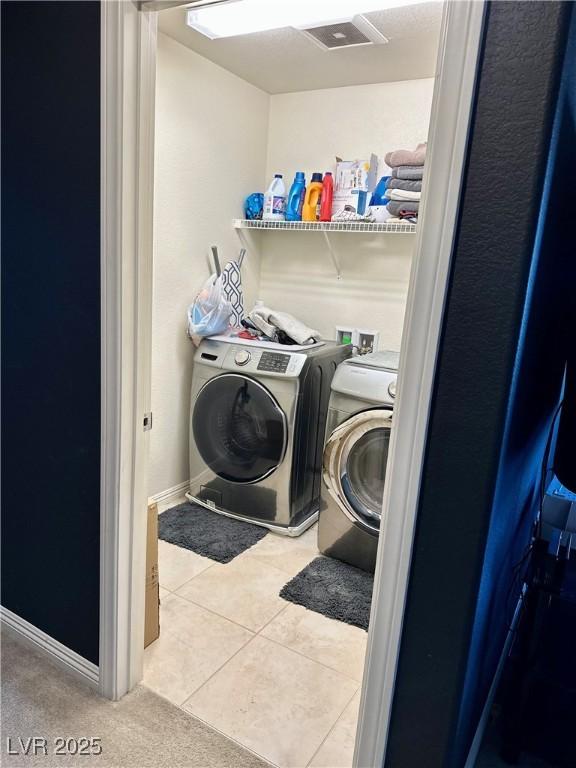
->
149 479 190 506
1 606 99 689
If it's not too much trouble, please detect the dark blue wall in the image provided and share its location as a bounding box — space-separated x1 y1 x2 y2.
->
1 1 101 664
384 2 574 766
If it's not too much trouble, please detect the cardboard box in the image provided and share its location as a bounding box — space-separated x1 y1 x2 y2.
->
144 502 160 648
331 154 379 218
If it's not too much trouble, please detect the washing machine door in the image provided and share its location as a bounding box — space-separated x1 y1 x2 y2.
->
323 408 393 532
193 373 288 484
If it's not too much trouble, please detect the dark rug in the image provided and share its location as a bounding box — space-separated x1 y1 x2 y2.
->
158 502 268 564
279 556 374 631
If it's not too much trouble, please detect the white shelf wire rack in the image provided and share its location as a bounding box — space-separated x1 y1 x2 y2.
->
232 218 417 234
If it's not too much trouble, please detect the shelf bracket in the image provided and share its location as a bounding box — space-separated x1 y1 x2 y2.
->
321 226 342 279
235 226 250 255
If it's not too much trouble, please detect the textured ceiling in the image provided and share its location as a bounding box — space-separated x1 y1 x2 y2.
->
157 2 443 94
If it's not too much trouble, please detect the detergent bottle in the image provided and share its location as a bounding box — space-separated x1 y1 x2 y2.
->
302 173 323 222
263 174 286 221
285 172 306 221
319 172 333 222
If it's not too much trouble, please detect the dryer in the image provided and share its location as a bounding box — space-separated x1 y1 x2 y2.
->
188 338 351 535
319 351 399 572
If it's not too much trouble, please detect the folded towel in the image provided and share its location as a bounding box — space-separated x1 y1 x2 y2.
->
385 188 421 202
391 166 424 181
386 200 420 216
386 178 422 193
385 143 426 168
248 306 320 346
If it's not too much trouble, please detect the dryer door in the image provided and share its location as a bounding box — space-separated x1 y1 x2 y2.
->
323 408 393 532
193 373 288 484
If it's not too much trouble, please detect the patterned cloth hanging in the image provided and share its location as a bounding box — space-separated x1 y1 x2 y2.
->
221 251 246 327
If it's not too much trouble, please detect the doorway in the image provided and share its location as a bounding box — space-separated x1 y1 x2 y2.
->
146 6 437 765
99 2 485 767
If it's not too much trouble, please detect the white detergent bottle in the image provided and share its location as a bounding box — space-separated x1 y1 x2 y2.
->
263 174 286 221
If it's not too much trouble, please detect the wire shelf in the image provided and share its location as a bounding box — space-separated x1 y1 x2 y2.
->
232 218 417 234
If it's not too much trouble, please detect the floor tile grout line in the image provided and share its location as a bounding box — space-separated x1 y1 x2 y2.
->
143 682 278 768
175 628 256 707
160 559 218 593
305 684 361 768
175 631 358 768
237 551 307 580
170 584 284 634
174 697 279 768
254 602 291 635
162 579 366 684
155 602 256 655
159 591 365 688
258 629 365 686
145 627 256 710
179 631 263 709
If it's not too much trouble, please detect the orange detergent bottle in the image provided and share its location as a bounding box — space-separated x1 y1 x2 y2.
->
302 173 323 221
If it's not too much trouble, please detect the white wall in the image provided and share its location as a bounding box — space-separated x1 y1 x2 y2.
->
260 79 435 347
150 34 269 496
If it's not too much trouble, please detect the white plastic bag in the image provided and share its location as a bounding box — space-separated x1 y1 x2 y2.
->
187 273 232 345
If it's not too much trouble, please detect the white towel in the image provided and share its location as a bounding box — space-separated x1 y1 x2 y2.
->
249 306 320 346
384 188 421 202
331 209 375 223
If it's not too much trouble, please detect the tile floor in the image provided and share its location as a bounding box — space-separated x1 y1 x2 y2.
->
143 498 367 768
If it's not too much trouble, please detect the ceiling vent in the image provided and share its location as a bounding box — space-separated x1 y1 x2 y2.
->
298 16 389 51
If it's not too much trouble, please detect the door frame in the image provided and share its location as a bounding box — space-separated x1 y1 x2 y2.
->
99 5 486 768
354 2 486 764
100 0 157 700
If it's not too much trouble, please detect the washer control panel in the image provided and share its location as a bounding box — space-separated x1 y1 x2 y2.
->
257 351 290 374
196 341 308 378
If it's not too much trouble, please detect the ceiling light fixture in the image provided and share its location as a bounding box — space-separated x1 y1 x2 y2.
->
186 0 432 40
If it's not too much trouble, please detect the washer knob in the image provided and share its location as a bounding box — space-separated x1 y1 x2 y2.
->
235 350 251 366
388 380 397 399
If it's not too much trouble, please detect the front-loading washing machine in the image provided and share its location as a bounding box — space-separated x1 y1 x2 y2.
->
187 337 351 535
318 350 399 572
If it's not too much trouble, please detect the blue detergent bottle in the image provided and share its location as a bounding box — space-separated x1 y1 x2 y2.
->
285 172 306 221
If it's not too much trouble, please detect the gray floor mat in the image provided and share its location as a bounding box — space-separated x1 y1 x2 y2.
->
279 555 374 631
158 502 268 564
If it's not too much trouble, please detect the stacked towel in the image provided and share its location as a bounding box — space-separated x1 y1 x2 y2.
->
384 143 426 168
386 178 422 192
383 143 426 219
392 166 424 181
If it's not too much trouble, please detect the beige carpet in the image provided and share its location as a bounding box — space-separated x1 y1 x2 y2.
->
1 629 270 768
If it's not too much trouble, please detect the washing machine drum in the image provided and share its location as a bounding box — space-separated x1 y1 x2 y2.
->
193 373 287 484
323 408 393 532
